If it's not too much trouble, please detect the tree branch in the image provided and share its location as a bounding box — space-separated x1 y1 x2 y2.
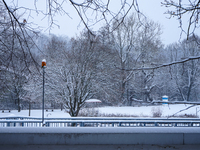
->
119 55 200 71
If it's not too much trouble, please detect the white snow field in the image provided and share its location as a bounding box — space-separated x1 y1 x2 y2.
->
0 104 199 118
98 104 200 117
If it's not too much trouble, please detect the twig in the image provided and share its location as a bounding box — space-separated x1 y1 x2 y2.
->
168 105 196 118
118 55 200 71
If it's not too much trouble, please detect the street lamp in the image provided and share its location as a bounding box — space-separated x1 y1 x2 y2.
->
42 59 46 126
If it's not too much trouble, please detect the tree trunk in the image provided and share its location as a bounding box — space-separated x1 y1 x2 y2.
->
18 98 20 112
29 102 31 116
61 103 63 111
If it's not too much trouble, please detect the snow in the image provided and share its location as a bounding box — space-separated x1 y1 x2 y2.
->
85 99 102 103
0 104 199 118
0 109 70 118
98 104 200 117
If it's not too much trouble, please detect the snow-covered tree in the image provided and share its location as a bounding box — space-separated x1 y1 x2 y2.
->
102 14 163 105
43 33 98 116
168 36 200 102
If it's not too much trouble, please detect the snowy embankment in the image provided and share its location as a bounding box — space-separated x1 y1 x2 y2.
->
0 104 199 118
98 104 200 117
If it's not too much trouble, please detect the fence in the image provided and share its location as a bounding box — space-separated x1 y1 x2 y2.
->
0 117 200 127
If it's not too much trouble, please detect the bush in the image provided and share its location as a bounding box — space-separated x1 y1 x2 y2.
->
151 107 163 117
78 108 100 117
78 108 139 117
99 113 139 117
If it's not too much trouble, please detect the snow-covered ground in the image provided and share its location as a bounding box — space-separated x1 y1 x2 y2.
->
0 104 199 118
98 104 200 117
0 109 70 118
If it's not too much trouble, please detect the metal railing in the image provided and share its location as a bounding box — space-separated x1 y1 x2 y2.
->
1 116 200 120
0 117 200 127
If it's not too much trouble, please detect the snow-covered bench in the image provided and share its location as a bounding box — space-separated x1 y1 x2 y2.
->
46 109 54 112
2 110 11 113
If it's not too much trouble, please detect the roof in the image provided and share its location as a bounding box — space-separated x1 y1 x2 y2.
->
85 99 102 103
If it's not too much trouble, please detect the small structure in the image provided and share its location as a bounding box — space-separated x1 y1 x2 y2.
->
85 99 102 108
162 95 168 105
85 99 102 103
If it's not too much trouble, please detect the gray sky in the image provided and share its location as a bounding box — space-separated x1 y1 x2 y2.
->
7 0 190 46
138 0 183 45
47 0 189 45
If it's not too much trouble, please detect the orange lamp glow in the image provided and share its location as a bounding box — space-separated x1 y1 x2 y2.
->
42 59 46 67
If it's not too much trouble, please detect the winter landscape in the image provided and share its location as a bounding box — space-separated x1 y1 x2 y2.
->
1 1 200 149
1 104 199 119
1 1 200 120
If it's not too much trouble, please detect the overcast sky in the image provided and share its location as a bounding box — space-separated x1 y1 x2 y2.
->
7 0 190 46
138 0 183 45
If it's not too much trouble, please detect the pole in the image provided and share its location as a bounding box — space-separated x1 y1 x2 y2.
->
42 66 45 126
41 59 46 126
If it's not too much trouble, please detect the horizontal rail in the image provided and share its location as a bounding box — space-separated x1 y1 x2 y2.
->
0 120 200 127
0 116 200 121
0 117 199 127
45 120 200 127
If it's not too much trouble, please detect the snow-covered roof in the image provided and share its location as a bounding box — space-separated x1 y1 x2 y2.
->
85 99 102 103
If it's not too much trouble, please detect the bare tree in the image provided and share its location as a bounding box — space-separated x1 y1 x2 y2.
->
109 14 142 105
169 36 200 102
162 0 200 39
107 14 163 105
42 33 98 117
0 0 140 81
1 0 138 37
0 0 39 69
3 0 200 72
23 76 41 115
0 1 40 109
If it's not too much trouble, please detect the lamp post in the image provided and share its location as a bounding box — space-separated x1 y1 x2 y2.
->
42 59 46 126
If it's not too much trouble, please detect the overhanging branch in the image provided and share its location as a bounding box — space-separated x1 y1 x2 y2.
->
120 55 200 71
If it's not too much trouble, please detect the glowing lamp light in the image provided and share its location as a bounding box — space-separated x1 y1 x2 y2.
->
42 59 46 67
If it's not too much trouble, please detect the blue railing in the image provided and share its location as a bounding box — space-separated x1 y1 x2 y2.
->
1 116 200 120
0 117 200 127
